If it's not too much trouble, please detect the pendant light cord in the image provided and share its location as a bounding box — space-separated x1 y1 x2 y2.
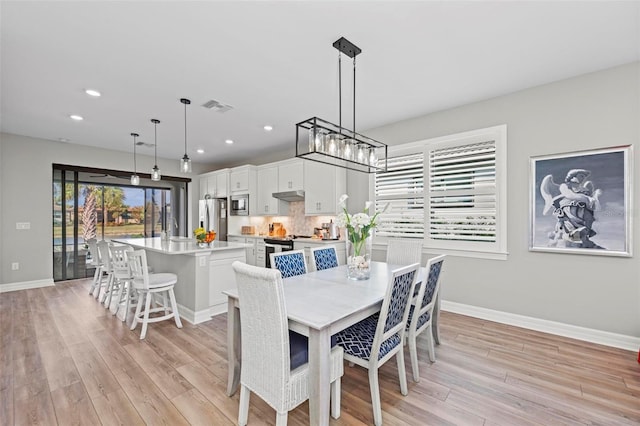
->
184 102 187 154
154 121 158 166
133 135 137 173
353 56 356 136
338 51 342 134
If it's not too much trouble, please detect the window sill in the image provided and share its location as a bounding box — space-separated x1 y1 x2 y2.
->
372 242 508 261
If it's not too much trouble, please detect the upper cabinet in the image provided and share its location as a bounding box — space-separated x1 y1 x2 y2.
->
256 165 286 215
230 166 254 192
304 161 346 215
278 159 304 192
199 169 229 199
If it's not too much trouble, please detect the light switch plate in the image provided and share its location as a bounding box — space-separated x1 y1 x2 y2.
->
16 222 30 230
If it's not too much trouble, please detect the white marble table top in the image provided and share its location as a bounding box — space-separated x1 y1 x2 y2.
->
112 237 251 255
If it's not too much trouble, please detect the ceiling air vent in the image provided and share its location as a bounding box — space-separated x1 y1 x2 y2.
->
201 99 233 113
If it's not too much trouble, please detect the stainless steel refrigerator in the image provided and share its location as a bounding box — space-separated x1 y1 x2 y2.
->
198 197 227 241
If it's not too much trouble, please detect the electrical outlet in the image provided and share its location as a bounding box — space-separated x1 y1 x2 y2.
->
16 222 30 230
11 262 19 270
199 256 207 267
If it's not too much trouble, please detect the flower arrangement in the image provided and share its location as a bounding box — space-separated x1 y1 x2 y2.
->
194 227 216 245
336 194 388 279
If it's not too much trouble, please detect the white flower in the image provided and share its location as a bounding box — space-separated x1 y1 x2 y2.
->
338 194 349 208
352 213 371 227
335 212 349 228
364 201 372 211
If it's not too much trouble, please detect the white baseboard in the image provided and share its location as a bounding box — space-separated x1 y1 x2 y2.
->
209 303 228 318
0 278 55 293
177 303 213 325
441 300 640 352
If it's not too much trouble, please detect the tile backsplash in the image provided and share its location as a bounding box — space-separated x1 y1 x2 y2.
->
228 201 337 236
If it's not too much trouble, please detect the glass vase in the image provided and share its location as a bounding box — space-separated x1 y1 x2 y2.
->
346 235 372 280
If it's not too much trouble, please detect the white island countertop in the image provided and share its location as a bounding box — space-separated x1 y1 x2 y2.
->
113 237 251 255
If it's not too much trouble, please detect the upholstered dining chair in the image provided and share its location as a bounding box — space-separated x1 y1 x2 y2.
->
406 254 445 382
232 261 344 425
334 263 420 426
87 238 104 297
386 238 423 265
128 249 182 340
269 249 307 278
310 245 339 271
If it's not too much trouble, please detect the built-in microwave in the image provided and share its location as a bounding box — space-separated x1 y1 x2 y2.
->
230 194 249 216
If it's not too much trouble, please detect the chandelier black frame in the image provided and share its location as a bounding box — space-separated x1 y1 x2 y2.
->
295 37 387 173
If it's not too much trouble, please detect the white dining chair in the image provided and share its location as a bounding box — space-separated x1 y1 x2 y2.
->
232 261 344 425
128 249 182 340
385 238 423 265
269 249 307 278
334 263 420 426
309 245 339 271
406 254 445 382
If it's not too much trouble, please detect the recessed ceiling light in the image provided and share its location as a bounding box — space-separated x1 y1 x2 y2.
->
225 139 234 144
58 138 70 142
85 89 101 97
196 149 204 154
70 114 84 121
263 125 273 131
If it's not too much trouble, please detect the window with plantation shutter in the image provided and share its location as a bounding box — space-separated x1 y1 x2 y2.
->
373 125 507 259
374 152 424 239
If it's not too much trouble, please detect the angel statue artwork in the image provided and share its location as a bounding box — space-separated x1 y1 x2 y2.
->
540 168 604 249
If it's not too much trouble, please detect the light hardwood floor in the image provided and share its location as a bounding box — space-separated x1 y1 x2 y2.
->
1 278 639 425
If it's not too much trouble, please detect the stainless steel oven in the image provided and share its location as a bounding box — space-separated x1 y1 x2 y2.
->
230 194 249 216
264 238 294 268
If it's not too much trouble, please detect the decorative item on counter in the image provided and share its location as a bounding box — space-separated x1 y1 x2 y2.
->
241 226 255 235
336 194 388 280
194 227 216 247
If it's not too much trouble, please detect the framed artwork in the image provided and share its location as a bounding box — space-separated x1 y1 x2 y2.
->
529 145 632 257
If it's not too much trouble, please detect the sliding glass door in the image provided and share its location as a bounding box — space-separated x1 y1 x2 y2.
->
53 165 186 282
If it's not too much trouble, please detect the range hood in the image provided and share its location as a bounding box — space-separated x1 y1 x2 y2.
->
272 190 305 202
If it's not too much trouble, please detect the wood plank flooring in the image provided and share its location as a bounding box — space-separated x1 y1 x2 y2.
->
1 277 639 425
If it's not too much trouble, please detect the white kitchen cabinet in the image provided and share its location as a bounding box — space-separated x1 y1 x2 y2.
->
208 251 243 308
256 166 286 215
227 236 257 266
230 167 251 192
255 239 266 268
199 169 229 199
293 240 346 271
278 159 304 191
304 161 346 215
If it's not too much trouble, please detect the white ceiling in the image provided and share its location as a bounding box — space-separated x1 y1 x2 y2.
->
2 1 639 169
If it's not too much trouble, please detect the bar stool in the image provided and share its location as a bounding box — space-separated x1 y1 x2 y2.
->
128 249 182 339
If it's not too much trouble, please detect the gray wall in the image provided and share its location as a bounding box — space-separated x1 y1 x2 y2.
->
1 62 638 338
362 62 640 337
0 133 208 285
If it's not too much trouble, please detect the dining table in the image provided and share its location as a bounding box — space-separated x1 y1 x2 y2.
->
223 261 439 426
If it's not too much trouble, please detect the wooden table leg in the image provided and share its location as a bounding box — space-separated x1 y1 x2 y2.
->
226 297 241 396
308 327 331 426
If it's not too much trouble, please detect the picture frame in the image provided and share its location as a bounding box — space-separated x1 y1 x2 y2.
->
529 145 632 257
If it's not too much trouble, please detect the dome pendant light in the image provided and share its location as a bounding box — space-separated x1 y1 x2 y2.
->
179 98 192 173
151 118 161 181
130 132 140 186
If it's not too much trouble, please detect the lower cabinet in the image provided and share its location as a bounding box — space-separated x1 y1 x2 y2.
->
227 236 258 266
293 241 346 272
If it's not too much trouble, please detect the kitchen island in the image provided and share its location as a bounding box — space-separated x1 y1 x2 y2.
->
113 237 250 324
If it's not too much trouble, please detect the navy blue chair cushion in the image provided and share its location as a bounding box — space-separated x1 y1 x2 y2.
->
289 330 338 370
334 314 401 361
